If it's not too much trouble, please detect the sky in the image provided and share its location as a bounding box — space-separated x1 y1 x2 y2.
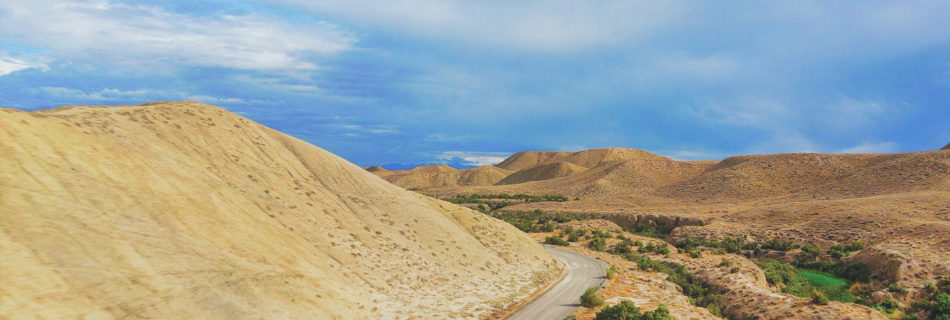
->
2 1 949 168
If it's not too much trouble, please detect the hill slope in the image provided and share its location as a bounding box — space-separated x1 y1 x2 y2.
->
0 102 557 319
496 161 588 185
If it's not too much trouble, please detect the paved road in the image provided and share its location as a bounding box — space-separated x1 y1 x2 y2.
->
507 246 608 320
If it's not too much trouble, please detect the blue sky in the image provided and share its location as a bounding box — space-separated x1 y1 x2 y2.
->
2 1 949 168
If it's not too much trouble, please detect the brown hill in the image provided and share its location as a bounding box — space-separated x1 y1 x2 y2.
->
495 151 571 171
556 148 667 168
496 161 588 185
943 142 950 150
658 152 950 202
378 165 511 189
0 102 556 319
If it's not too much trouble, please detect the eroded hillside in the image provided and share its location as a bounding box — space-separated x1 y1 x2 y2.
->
0 102 558 319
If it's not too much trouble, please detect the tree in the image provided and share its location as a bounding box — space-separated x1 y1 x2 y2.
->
594 300 673 320
581 287 604 308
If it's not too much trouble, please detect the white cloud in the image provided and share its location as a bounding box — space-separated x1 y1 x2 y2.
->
436 151 510 166
271 0 684 51
0 57 49 76
38 86 250 105
0 0 354 71
337 123 400 135
838 142 899 154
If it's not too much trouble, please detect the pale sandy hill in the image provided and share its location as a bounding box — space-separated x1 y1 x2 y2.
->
495 151 571 171
0 102 557 319
496 161 587 185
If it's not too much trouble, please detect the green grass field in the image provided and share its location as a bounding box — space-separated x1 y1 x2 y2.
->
795 270 854 302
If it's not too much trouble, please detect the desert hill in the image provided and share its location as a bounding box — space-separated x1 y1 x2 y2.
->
495 151 571 171
371 148 686 191
0 102 557 319
496 161 588 185
943 142 949 150
378 165 512 189
658 152 950 202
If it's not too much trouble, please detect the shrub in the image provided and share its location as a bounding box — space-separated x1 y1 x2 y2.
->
610 241 633 255
606 265 617 280
762 239 796 251
719 258 734 268
568 233 580 242
589 237 607 252
811 289 829 305
886 283 907 294
594 300 673 320
541 222 556 232
633 240 644 247
730 266 741 273
544 235 569 246
689 250 702 258
581 287 604 308
800 244 822 257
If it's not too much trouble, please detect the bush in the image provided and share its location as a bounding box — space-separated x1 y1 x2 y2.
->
544 235 570 246
606 265 617 280
581 287 604 308
689 250 702 258
568 233 580 242
811 289 829 305
886 283 907 294
594 300 673 320
719 258 734 268
589 237 607 251
610 241 633 255
762 239 796 251
800 244 822 257
730 266 741 273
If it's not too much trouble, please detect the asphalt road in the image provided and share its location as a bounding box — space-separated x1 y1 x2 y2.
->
506 246 608 320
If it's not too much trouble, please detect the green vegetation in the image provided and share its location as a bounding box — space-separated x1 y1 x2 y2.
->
887 283 908 294
594 301 674 320
756 259 855 303
589 237 607 251
638 243 670 255
811 289 829 305
908 276 950 320
792 259 871 283
545 235 570 246
581 287 604 308
828 241 864 258
624 254 724 316
606 265 617 280
443 193 570 210
630 222 674 239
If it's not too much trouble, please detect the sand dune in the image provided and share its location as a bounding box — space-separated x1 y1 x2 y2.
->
0 102 557 319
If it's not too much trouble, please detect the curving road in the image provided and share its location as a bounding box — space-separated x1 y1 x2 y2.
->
507 246 608 320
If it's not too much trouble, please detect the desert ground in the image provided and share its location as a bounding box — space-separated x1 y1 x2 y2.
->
372 146 950 319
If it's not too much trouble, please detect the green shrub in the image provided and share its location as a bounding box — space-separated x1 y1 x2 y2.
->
689 250 702 258
610 241 633 255
606 265 617 280
719 258 734 268
581 287 604 308
568 233 580 242
811 289 829 305
730 266 741 273
634 240 644 247
801 244 822 257
887 283 907 294
589 237 606 252
594 300 673 320
545 235 570 246
762 239 796 251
